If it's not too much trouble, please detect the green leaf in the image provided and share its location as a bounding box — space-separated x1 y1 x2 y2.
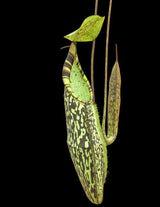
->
64 15 105 42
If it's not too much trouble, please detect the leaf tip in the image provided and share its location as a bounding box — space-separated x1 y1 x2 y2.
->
64 35 71 41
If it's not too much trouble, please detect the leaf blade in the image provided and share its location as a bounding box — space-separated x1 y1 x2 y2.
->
64 15 105 42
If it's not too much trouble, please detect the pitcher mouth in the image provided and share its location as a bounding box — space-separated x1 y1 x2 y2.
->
62 42 94 104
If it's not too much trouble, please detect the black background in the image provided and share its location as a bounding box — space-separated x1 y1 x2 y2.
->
8 0 157 206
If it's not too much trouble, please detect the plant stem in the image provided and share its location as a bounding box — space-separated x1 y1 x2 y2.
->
115 43 118 61
102 0 112 141
91 0 99 102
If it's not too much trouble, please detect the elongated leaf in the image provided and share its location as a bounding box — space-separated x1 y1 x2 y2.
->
107 60 121 145
64 15 105 42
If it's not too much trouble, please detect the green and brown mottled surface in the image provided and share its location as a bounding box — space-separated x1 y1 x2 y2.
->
107 60 121 145
63 42 108 204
